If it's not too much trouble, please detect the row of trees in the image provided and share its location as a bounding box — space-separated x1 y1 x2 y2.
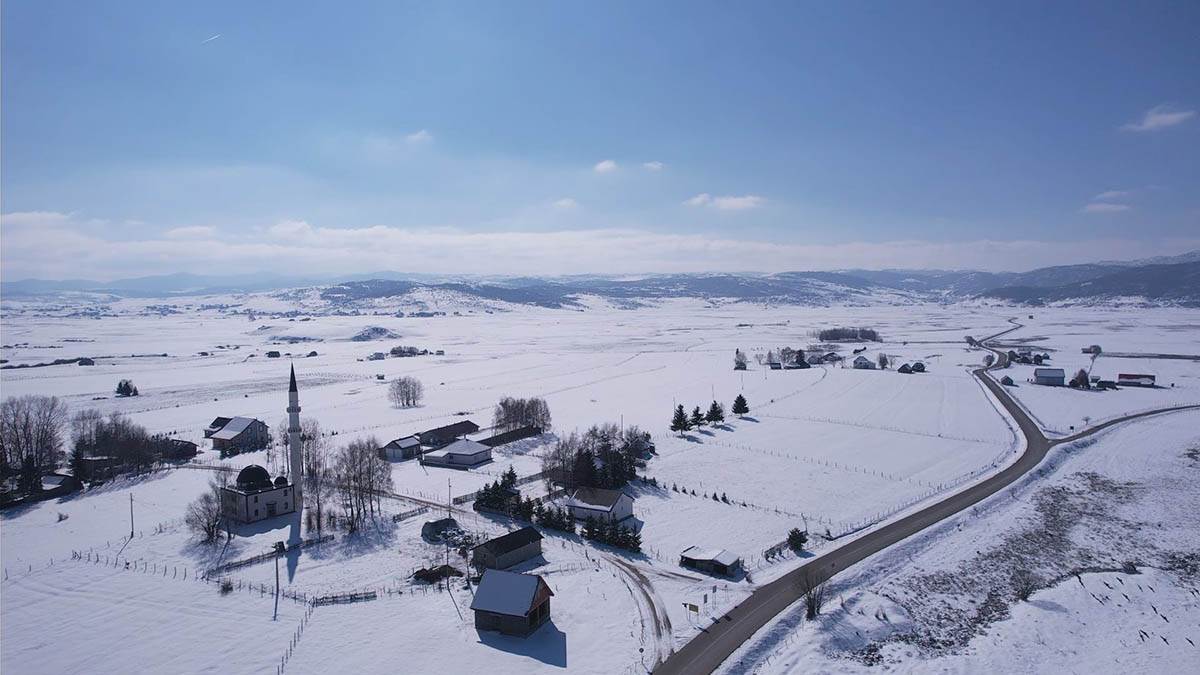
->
491 396 552 432
581 516 641 552
670 396 748 435
814 327 880 342
539 423 652 490
388 376 425 408
330 436 393 531
534 504 576 534
69 409 177 476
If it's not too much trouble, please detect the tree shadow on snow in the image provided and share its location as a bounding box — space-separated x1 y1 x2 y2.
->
737 416 760 423
477 621 567 668
697 429 716 437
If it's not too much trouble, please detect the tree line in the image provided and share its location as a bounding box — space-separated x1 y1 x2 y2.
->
670 396 748 435
539 423 652 491
492 396 552 433
812 327 880 342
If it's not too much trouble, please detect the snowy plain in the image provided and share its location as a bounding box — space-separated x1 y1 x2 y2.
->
3 296 1198 673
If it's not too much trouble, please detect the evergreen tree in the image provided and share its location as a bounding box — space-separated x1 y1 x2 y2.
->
670 404 691 435
583 516 598 540
732 394 750 416
690 406 705 428
705 400 725 424
501 466 518 489
626 527 642 553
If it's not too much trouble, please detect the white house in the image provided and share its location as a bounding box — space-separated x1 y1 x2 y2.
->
380 435 421 461
420 438 492 469
563 487 635 523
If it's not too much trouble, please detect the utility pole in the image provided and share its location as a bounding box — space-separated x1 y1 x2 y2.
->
129 494 134 538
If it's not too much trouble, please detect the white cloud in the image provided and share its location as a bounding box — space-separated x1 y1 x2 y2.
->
9 211 1196 280
593 159 618 173
405 129 434 144
1093 190 1130 201
684 193 765 210
1121 105 1196 132
642 161 664 171
552 198 579 210
1082 202 1131 214
164 225 216 239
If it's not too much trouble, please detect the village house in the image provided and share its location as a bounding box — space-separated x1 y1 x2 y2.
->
852 355 876 370
379 435 422 461
420 438 492 469
418 420 481 448
563 487 635 523
471 526 544 571
470 570 554 637
160 438 199 461
1033 367 1066 386
220 465 295 523
205 416 270 456
679 546 743 576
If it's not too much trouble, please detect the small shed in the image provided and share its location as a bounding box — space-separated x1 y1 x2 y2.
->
470 570 554 637
680 546 743 576
472 526 544 571
1033 368 1065 386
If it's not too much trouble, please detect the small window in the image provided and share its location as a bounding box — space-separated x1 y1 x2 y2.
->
254 496 258 503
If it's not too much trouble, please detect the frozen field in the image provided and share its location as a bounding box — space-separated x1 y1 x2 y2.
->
3 299 1197 672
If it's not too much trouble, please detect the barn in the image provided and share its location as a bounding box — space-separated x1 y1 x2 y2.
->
471 526 544 571
1117 373 1156 387
380 435 422 461
1033 368 1065 386
470 570 554 637
679 546 743 576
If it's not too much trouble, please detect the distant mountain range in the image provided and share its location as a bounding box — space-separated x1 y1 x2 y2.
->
3 251 1198 308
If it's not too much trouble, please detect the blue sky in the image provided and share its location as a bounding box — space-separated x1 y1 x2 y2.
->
2 1 1197 279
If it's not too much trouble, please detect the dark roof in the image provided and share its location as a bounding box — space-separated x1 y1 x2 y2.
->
566 487 629 509
419 420 480 441
236 464 273 490
473 526 543 556
208 416 232 428
289 364 297 392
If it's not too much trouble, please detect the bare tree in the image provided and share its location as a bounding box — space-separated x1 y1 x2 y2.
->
388 376 425 408
332 436 391 531
1 395 69 490
492 396 552 432
1012 568 1040 601
797 570 827 619
877 353 890 370
185 478 225 543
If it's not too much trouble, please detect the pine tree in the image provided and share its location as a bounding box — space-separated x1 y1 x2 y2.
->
670 404 691 435
690 406 705 428
732 394 749 416
705 400 725 424
501 466 518 489
584 516 598 540
626 527 642 553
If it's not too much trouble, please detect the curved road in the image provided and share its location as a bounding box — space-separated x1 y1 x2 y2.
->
655 320 1199 674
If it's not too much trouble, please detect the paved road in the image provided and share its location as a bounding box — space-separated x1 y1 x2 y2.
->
654 320 1199 674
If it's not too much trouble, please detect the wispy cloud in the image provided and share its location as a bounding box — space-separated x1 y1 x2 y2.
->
200 34 222 45
404 129 433 144
164 225 216 239
593 159 617 173
1093 190 1130 201
552 198 578 209
642 161 664 171
684 193 765 210
1121 105 1196 132
1082 202 1131 214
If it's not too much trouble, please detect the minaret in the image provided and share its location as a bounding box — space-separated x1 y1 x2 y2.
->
287 364 303 509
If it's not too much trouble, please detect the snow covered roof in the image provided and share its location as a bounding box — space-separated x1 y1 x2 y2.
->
385 436 420 449
473 526 543 556
680 546 741 567
210 416 260 440
470 570 551 617
438 439 490 457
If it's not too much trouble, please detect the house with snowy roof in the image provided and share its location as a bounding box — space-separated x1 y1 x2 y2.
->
206 416 269 455
470 570 554 637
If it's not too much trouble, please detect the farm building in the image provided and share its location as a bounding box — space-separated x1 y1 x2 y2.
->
418 420 481 448
160 438 199 461
563 487 635 523
471 526 544 571
480 425 543 448
852 355 876 370
911 361 926 373
1033 368 1066 386
897 363 912 374
206 416 269 455
1082 345 1102 354
75 456 123 482
420 439 492 469
1117 373 1156 387
679 546 743 576
470 570 554 637
220 465 295 523
380 435 422 461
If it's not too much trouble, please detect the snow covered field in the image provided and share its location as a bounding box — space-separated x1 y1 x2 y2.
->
722 408 1200 674
3 298 1198 673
